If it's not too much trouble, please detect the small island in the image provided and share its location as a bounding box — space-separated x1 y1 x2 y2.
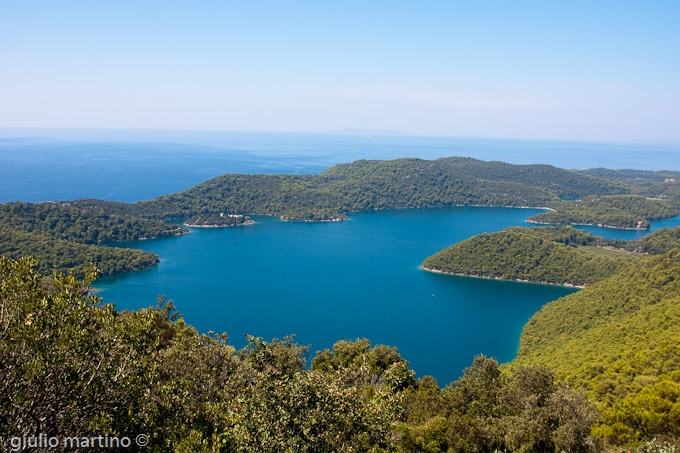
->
183 213 254 228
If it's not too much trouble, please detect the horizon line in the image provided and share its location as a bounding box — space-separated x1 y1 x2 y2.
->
1 126 679 148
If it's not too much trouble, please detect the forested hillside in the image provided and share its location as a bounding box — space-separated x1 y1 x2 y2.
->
0 201 186 276
0 202 186 243
579 168 680 201
130 157 630 221
96 157 679 229
623 225 680 254
0 229 158 277
512 250 680 445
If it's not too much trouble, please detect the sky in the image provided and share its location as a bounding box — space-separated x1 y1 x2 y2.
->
1 0 679 142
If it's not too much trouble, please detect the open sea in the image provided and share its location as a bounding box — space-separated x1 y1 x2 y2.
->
2 128 680 384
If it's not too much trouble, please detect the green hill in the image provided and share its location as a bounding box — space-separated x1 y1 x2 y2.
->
624 225 680 255
422 226 633 287
0 201 186 244
579 168 680 201
0 201 186 276
0 228 159 277
112 157 678 230
82 156 635 221
512 250 680 445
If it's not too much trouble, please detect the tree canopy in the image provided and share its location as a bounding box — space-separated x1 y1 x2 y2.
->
423 226 635 287
511 250 680 446
0 201 186 277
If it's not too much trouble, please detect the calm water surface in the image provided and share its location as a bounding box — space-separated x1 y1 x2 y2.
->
96 207 578 384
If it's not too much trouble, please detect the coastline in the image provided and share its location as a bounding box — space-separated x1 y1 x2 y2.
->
525 219 648 230
281 217 344 222
179 205 554 225
348 204 556 214
137 230 189 240
421 265 585 289
183 220 255 228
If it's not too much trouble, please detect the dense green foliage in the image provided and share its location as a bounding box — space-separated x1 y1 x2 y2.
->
422 226 633 287
512 250 680 446
0 202 185 244
78 157 636 221
0 258 406 452
579 168 680 201
126 158 680 225
141 173 350 221
312 338 407 377
0 201 186 276
624 226 680 255
579 168 680 184
527 195 680 229
0 258 600 452
396 357 599 452
0 228 158 277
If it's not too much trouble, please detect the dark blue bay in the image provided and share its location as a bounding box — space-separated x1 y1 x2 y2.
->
96 207 578 385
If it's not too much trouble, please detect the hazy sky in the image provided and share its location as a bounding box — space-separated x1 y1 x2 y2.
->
1 0 678 142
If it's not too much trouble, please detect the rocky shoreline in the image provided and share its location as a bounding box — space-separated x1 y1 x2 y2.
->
421 265 585 289
183 219 255 228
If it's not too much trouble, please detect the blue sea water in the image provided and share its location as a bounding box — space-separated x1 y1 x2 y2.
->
96 207 579 385
2 128 680 203
2 128 680 384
